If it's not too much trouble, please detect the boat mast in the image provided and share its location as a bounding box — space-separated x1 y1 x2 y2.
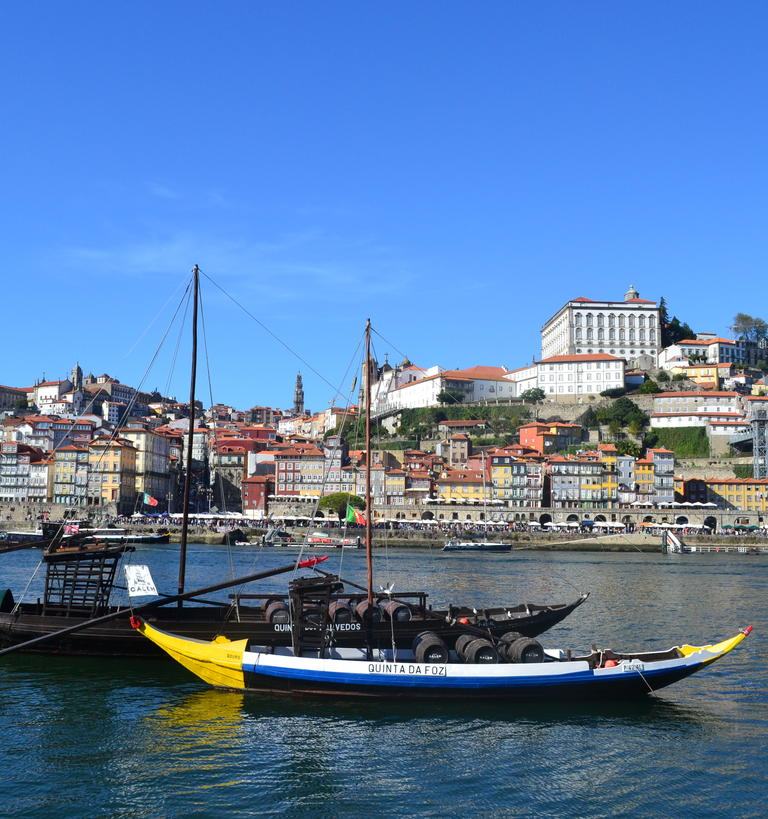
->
364 318 373 606
177 264 199 603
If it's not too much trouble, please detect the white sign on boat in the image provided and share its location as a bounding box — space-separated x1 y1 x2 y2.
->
124 565 158 597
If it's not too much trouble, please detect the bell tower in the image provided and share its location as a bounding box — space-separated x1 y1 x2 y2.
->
293 373 304 415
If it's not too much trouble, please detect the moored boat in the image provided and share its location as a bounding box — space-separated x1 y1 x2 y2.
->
442 540 512 553
132 615 753 700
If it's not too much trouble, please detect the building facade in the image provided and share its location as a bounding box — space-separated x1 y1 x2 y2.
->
541 286 661 367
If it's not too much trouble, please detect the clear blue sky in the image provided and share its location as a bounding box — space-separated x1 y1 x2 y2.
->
2 2 766 411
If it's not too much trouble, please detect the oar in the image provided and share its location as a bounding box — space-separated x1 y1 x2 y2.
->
0 555 329 657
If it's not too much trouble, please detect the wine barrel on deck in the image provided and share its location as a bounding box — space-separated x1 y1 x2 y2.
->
379 600 412 622
328 600 353 624
264 600 290 624
412 631 449 664
355 600 383 624
463 639 499 664
505 637 544 664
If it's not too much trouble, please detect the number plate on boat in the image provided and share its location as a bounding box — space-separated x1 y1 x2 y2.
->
622 661 645 672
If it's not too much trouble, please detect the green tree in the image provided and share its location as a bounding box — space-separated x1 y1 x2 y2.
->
615 440 641 457
581 407 599 428
318 492 365 521
733 313 768 344
436 390 465 405
656 370 671 382
520 387 546 403
638 379 660 394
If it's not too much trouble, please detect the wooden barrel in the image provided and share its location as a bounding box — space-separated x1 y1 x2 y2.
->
328 600 353 624
499 630 524 645
455 633 477 662
412 631 449 664
264 600 290 624
463 638 499 664
355 600 383 624
380 600 412 622
505 637 544 664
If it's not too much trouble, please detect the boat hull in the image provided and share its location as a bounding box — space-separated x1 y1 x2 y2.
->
135 620 751 700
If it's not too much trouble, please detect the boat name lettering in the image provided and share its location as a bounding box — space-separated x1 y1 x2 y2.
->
333 623 361 632
622 661 645 672
273 624 292 632
368 663 447 677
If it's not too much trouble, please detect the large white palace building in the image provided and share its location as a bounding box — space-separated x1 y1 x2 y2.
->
541 285 661 368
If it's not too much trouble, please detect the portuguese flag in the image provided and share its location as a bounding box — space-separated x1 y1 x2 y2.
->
143 493 159 507
346 504 366 525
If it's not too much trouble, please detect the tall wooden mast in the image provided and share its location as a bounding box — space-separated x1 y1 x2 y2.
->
364 318 374 606
177 264 199 603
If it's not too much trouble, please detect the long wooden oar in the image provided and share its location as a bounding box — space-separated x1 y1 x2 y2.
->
0 555 329 657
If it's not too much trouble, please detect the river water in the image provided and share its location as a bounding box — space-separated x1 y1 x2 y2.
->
0 543 765 818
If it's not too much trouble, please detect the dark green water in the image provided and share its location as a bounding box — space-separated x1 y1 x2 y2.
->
1 544 765 817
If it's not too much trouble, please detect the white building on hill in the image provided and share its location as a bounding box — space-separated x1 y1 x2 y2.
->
541 285 661 368
504 354 626 397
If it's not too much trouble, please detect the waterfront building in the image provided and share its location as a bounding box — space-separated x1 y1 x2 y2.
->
703 478 768 512
274 443 324 499
29 456 53 503
436 469 489 503
52 445 89 506
404 469 433 505
649 448 675 505
87 437 137 513
490 449 545 507
241 474 274 517
118 428 171 508
546 456 605 508
540 285 661 367
0 442 45 504
384 469 406 506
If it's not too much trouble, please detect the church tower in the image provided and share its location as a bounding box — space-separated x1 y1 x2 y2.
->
293 373 304 415
70 363 83 390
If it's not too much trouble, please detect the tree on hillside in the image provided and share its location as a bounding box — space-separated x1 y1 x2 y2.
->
520 387 546 403
437 390 464 405
659 296 695 346
638 379 661 394
596 397 649 430
318 493 364 521
733 313 768 344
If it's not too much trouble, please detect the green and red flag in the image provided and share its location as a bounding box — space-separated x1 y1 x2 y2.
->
143 493 159 507
346 504 365 525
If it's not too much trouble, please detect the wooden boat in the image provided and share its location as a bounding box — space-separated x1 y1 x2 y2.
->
132 611 752 700
442 540 512 553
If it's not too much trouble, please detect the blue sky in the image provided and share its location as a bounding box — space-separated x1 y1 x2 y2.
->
2 2 766 411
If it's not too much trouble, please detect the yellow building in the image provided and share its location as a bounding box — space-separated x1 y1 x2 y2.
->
384 469 406 505
668 363 734 389
635 457 655 498
597 443 618 501
436 469 490 502
705 479 768 512
88 436 137 513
